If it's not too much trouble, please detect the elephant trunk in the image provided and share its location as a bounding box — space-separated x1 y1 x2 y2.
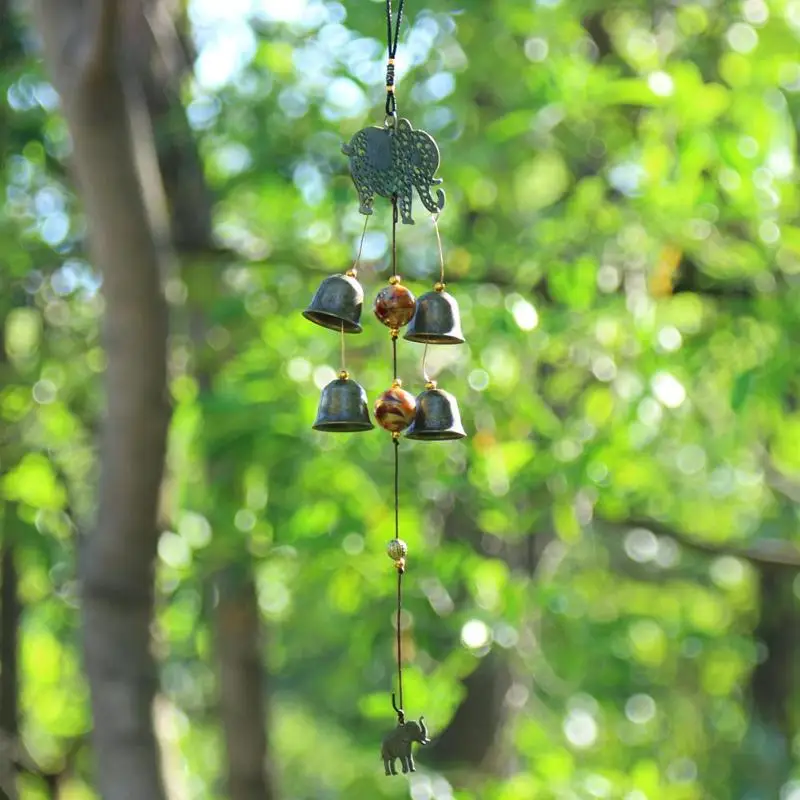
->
417 184 445 215
419 716 430 744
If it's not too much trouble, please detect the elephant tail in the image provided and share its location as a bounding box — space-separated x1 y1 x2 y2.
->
434 188 445 211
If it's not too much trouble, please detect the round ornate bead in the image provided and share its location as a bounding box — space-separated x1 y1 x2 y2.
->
374 283 416 329
387 538 408 562
375 385 416 432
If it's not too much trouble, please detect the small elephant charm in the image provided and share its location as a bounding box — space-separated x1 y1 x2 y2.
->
342 118 445 225
380 716 431 776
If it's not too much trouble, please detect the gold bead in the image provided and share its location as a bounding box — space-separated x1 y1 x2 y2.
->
389 275 401 285
434 281 446 292
391 378 403 388
339 370 349 380
387 538 408 561
346 269 357 278
395 557 406 573
390 328 399 340
425 380 437 390
391 431 401 441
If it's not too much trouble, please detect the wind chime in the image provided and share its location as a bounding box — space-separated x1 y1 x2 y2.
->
302 0 465 777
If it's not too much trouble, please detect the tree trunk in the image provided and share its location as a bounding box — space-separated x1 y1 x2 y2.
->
33 4 171 798
121 4 276 794
736 565 798 796
215 574 276 800
426 650 514 772
427 509 548 775
0 531 19 800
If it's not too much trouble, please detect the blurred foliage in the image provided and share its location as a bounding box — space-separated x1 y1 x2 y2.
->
3 0 800 798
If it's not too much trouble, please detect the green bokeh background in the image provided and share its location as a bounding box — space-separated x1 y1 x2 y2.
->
3 0 800 797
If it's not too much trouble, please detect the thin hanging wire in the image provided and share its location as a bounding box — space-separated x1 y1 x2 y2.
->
432 213 445 285
385 0 406 117
340 323 346 375
349 216 370 276
340 217 368 379
421 344 430 384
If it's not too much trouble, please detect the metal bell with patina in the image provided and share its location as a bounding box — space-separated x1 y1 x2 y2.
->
313 373 374 432
404 285 464 345
303 273 364 333
405 383 466 441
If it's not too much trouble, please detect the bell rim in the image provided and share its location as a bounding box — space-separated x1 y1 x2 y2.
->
312 420 375 432
403 331 465 345
302 309 363 334
405 428 467 441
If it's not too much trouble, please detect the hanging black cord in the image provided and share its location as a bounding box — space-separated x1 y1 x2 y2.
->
391 192 402 720
386 0 405 57
393 436 404 723
391 196 399 379
385 0 406 116
394 438 400 545
391 195 398 278
395 556 404 718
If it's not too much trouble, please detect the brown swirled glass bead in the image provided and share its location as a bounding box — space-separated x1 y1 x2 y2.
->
373 283 416 329
374 386 417 432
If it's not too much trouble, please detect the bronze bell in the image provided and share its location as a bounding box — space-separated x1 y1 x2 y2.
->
313 373 374 432
404 285 464 345
303 273 364 333
405 383 466 441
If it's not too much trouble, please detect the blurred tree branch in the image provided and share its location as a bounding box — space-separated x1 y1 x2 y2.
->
762 459 800 505
599 518 800 569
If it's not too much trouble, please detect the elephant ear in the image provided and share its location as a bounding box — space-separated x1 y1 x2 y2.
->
364 127 392 171
402 722 419 741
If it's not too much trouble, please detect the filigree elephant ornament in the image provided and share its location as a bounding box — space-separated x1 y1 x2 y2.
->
342 118 445 225
380 716 430 775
